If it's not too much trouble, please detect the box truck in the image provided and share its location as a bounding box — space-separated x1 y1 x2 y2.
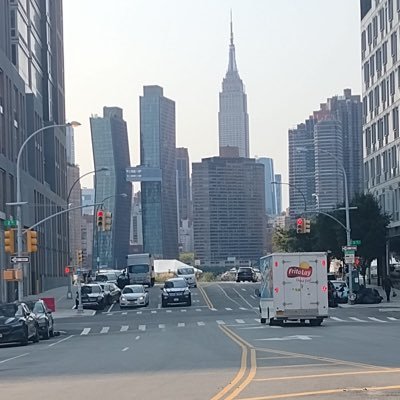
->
258 252 329 326
125 254 155 287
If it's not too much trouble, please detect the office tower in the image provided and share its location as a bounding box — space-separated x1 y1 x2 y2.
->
218 17 249 158
275 174 282 214
361 1 400 229
139 86 178 259
130 191 143 248
81 187 95 215
176 148 191 221
0 0 67 299
90 107 132 269
66 126 75 165
192 157 265 265
256 158 277 215
314 119 344 210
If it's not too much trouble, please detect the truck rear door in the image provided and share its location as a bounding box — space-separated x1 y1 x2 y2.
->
281 254 301 312
298 256 319 311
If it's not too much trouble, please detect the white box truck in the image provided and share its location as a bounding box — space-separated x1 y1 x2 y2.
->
258 252 329 326
125 254 155 287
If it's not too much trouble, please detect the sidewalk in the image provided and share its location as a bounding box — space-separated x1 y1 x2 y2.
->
23 285 95 319
339 284 400 309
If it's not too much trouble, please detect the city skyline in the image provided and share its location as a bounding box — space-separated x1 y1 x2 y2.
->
63 1 361 208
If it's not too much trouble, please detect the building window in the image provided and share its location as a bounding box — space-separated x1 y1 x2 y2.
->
364 61 370 87
372 122 377 145
373 16 378 39
362 31 367 59
383 41 388 65
375 85 380 110
390 71 396 95
376 47 382 72
370 54 375 77
379 7 385 31
381 79 387 103
369 91 374 112
393 107 399 138
391 31 398 61
389 0 394 21
397 0 400 12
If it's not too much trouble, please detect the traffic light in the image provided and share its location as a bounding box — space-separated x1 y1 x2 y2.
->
26 230 38 253
104 211 112 231
96 210 104 230
64 266 71 275
76 250 83 264
304 219 311 233
4 229 15 254
296 218 305 234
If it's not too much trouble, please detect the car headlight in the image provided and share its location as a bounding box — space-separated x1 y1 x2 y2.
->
138 296 144 301
184 289 190 295
97 296 103 301
162 293 169 298
121 296 127 301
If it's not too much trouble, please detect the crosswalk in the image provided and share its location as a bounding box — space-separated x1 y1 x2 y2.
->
103 306 265 315
77 315 400 337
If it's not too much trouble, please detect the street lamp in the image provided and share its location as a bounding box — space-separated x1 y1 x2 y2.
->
15 121 81 301
65 167 109 299
95 193 128 272
297 146 354 303
271 181 307 213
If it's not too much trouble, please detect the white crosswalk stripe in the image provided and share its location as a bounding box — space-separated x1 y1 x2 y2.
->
196 309 202 312
368 317 387 323
239 307 248 311
100 327 110 334
136 311 142 315
330 317 346 322
151 311 157 314
178 322 185 327
181 309 187 312
225 307 232 311
197 321 205 326
138 325 146 331
122 312 127 315
241 288 247 292
216 320 225 325
349 317 367 322
81 328 91 335
166 310 172 313
387 317 398 321
235 319 245 324
120 325 129 332
158 324 166 329
254 318 260 322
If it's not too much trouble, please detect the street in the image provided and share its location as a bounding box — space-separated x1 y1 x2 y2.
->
1 282 400 399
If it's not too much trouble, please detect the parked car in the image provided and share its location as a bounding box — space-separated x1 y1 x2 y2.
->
161 278 191 307
176 267 197 288
328 281 338 308
331 280 349 304
119 285 149 308
0 302 40 345
236 267 256 282
98 282 121 305
95 271 118 284
81 284 107 310
27 300 54 339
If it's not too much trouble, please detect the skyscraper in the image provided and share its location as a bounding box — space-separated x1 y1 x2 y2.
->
176 147 191 222
275 174 282 214
256 158 277 215
139 86 178 259
0 0 68 298
218 17 249 158
192 156 265 265
91 107 132 269
66 126 75 165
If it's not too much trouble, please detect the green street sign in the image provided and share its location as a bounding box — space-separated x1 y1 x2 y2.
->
344 250 355 255
351 240 361 246
3 219 16 228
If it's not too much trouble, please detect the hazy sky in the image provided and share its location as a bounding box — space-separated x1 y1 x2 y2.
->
63 0 361 207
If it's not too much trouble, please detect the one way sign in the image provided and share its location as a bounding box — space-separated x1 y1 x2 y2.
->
10 256 30 263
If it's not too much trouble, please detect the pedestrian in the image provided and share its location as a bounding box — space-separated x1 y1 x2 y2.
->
75 290 79 309
382 276 393 302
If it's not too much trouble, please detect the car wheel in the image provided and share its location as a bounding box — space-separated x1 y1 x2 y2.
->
20 326 29 346
186 298 192 307
260 318 266 324
161 300 167 308
42 323 50 340
50 325 54 338
33 326 40 343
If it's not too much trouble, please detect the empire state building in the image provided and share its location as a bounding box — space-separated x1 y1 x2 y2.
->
218 17 249 158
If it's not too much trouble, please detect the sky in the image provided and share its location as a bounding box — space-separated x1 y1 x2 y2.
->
63 0 362 208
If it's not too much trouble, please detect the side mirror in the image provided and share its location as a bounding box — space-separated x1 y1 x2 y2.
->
254 289 260 297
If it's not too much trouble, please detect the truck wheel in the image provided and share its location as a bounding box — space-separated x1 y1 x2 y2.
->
260 318 266 324
269 318 282 326
310 318 323 326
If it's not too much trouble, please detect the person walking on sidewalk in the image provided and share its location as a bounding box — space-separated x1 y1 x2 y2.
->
382 276 393 302
75 290 79 309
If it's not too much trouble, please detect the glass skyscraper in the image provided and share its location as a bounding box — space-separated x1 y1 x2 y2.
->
90 107 132 269
140 86 178 259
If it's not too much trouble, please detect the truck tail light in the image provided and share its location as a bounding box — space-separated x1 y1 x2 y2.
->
274 287 279 293
322 260 326 267
274 261 279 267
322 285 327 292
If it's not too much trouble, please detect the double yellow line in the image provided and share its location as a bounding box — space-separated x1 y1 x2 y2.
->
198 284 215 310
211 325 257 400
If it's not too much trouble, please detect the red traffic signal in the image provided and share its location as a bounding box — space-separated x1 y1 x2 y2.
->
64 266 71 275
296 218 305 234
97 210 104 217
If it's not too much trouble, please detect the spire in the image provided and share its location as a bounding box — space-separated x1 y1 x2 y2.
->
227 11 238 73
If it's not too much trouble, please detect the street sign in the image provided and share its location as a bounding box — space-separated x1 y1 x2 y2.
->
10 256 30 264
344 253 355 264
351 240 362 246
344 250 356 255
342 246 357 251
3 219 16 228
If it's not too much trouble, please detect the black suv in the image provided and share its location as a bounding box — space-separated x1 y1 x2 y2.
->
236 267 256 283
161 278 191 307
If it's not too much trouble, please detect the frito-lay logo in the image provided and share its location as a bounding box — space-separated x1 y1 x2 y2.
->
287 262 312 278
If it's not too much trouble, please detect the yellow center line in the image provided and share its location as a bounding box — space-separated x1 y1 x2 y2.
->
198 284 215 310
210 326 248 400
252 368 400 382
237 384 400 400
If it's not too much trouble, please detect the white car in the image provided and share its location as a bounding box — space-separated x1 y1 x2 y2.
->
176 267 197 288
119 285 149 308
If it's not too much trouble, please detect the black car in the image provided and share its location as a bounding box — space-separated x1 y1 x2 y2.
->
27 300 54 339
98 282 121 305
81 284 107 310
328 281 338 308
0 303 40 345
161 278 191 307
236 267 256 283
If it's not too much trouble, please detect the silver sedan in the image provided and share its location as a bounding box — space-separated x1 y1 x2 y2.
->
119 285 149 308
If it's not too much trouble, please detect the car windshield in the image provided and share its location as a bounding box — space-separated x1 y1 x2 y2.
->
123 286 143 294
165 280 187 289
239 268 251 272
95 275 109 282
0 304 18 318
32 302 45 313
81 286 101 294
128 264 149 274
177 268 194 275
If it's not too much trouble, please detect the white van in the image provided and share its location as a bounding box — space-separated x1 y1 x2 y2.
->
176 267 197 288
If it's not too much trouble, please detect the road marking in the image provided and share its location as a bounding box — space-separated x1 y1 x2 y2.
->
236 319 245 324
0 353 29 364
254 318 260 322
151 310 157 314
218 285 243 307
120 325 129 332
256 335 318 341
216 320 225 325
158 324 166 329
157 304 161 309
225 307 232 311
122 312 127 315
349 317 367 322
197 284 215 310
106 313 113 316
121 347 129 352
107 303 115 313
181 309 187 312
197 321 205 326
139 325 146 331
250 295 256 299
259 362 338 370
193 299 200 303
100 327 110 334
135 336 140 340
239 307 248 310
233 287 257 310
196 308 202 312
330 316 346 321
136 311 142 314
81 328 91 335
178 322 185 327
387 316 398 321
48 335 74 347
166 310 172 313
241 288 247 292
368 317 387 322
211 308 217 311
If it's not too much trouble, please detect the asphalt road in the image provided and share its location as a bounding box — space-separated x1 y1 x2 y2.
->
1 282 400 399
